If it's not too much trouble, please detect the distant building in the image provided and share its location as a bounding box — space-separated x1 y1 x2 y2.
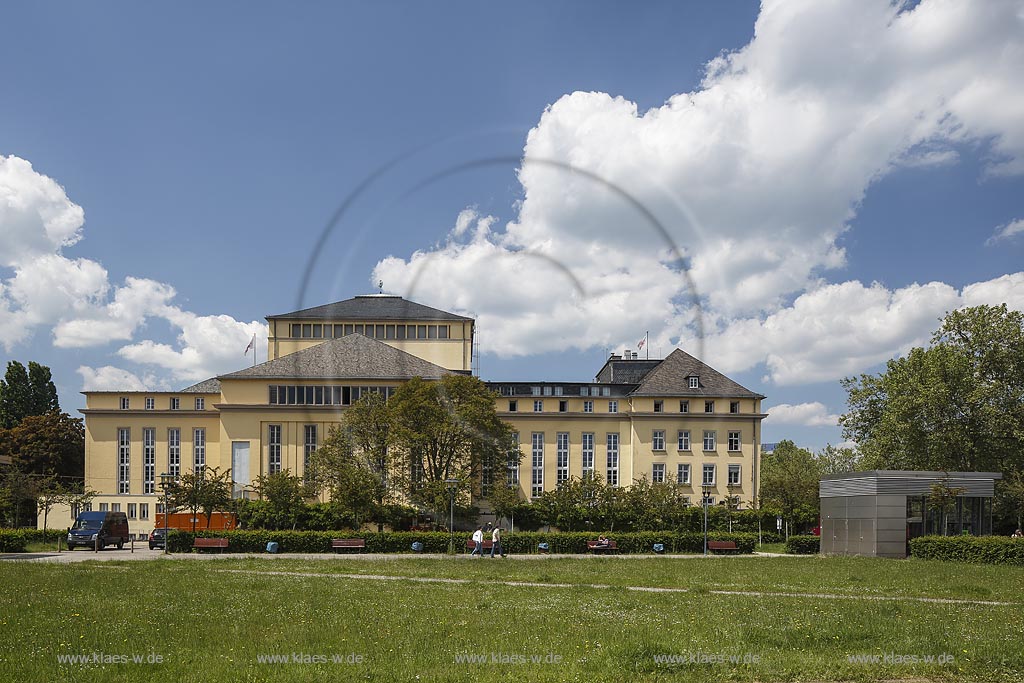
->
820 470 1002 558
43 294 767 537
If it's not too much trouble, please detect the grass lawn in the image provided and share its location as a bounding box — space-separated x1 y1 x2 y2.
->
1 555 1021 682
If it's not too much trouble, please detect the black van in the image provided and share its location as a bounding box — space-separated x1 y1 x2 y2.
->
67 511 130 550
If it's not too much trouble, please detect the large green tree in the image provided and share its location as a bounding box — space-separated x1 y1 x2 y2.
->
0 361 30 429
841 304 1024 475
168 466 234 532
759 440 821 537
307 425 386 530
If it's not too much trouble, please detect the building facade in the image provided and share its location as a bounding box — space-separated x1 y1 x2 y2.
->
47 294 766 537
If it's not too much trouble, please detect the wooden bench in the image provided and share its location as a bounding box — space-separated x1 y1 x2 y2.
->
193 537 229 553
465 539 494 553
587 540 618 554
331 538 366 552
708 540 739 554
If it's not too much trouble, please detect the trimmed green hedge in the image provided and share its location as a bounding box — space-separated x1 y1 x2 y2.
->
167 529 759 554
785 535 820 555
0 530 29 552
909 535 1024 565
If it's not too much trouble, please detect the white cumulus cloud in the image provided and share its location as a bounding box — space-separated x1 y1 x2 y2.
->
766 402 841 428
987 218 1024 245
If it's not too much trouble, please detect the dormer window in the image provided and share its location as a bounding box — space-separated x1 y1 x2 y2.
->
689 376 699 389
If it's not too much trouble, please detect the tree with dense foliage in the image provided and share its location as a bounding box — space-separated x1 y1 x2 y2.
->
27 362 59 416
307 426 385 530
841 304 1024 475
250 470 310 530
815 444 862 475
0 411 85 481
759 440 821 538
388 375 515 517
927 478 966 536
0 360 61 429
169 467 234 532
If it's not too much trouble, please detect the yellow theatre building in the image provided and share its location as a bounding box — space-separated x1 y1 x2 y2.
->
45 294 766 538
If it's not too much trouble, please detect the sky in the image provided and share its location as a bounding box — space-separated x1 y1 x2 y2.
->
1 0 1023 451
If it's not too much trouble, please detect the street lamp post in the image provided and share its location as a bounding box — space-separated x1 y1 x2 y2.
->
159 472 175 555
444 478 459 555
702 483 712 557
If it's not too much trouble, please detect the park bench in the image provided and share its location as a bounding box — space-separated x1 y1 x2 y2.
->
193 537 229 553
587 540 619 554
708 540 739 554
331 538 366 552
465 539 494 553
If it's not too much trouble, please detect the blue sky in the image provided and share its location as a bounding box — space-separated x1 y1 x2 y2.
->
2 1 1022 451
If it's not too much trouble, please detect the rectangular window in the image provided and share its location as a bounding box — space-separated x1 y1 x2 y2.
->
554 386 563 396
304 425 317 478
268 425 282 475
581 433 594 476
680 400 689 413
139 503 149 519
385 324 395 339
558 400 568 413
128 503 137 519
730 401 740 414
508 400 517 412
689 377 699 389
143 427 155 494
652 463 665 483
556 432 569 486
375 324 385 339
533 400 543 412
312 324 322 338
652 429 665 451
606 433 619 486
120 397 129 410
531 432 544 498
195 397 205 410
703 430 716 451
291 323 302 338
343 324 354 336
417 325 427 339
354 324 365 335
678 430 691 451
704 400 714 413
193 428 206 472
438 325 448 339
395 325 406 340
583 400 593 413
728 431 741 452
481 455 493 498
654 400 663 413
677 463 691 485
427 325 438 339
170 397 180 410
111 503 120 513
728 463 741 486
99 503 109 512
703 463 716 486
601 387 610 396
608 400 618 413
531 386 541 396
507 433 520 486
145 397 154 410
168 428 180 479
269 386 278 404
302 324 312 338
543 386 552 396
117 428 130 493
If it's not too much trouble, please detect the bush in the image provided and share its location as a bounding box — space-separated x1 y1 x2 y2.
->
0 530 28 552
909 535 1024 565
166 529 758 554
785 535 820 554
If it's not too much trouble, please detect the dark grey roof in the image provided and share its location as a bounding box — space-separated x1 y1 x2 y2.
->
595 359 661 384
180 378 222 394
267 295 473 322
218 334 453 380
629 349 764 398
820 471 1002 498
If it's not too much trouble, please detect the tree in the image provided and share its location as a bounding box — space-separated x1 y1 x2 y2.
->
169 467 233 532
0 411 85 481
389 375 515 518
307 426 384 530
927 477 966 536
251 470 309 530
759 440 821 539
841 305 1024 475
27 362 59 416
340 392 393 530
997 471 1024 531
0 361 30 429
488 483 523 529
815 444 862 475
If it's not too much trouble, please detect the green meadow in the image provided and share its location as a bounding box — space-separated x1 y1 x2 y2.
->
1 555 1021 682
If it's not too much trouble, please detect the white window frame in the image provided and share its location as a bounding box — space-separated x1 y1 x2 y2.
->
689 377 699 389
680 400 689 413
531 432 544 498
581 432 594 476
678 430 691 451
143 427 155 494
268 424 282 475
654 400 663 413
170 397 180 410
533 400 543 412
677 463 691 485
702 463 716 486
117 428 130 494
652 429 665 451
728 463 742 486
195 397 205 410
556 432 569 486
583 400 593 413
606 433 619 487
304 425 317 478
120 397 130 410
703 430 716 451
705 400 715 413
139 503 149 519
507 433 520 486
728 430 741 452
193 428 206 472
652 463 665 483
168 428 180 479
608 400 618 414
145 397 154 411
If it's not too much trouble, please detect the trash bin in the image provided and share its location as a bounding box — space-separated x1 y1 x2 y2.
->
411 541 424 553
653 543 665 554
266 541 279 554
538 542 550 554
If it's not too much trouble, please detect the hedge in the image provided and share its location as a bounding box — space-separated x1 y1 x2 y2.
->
909 535 1024 565
0 529 67 552
785 535 820 555
167 529 759 554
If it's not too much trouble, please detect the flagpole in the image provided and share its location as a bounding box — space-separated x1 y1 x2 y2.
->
646 331 649 360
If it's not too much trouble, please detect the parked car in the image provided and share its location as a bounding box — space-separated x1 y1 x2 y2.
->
148 528 167 550
67 511 130 550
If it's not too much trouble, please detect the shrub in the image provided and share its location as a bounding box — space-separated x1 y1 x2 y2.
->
785 535 820 554
0 530 28 552
166 529 757 554
909 535 1024 565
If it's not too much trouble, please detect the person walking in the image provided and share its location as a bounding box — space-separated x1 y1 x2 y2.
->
471 526 484 556
490 526 506 558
